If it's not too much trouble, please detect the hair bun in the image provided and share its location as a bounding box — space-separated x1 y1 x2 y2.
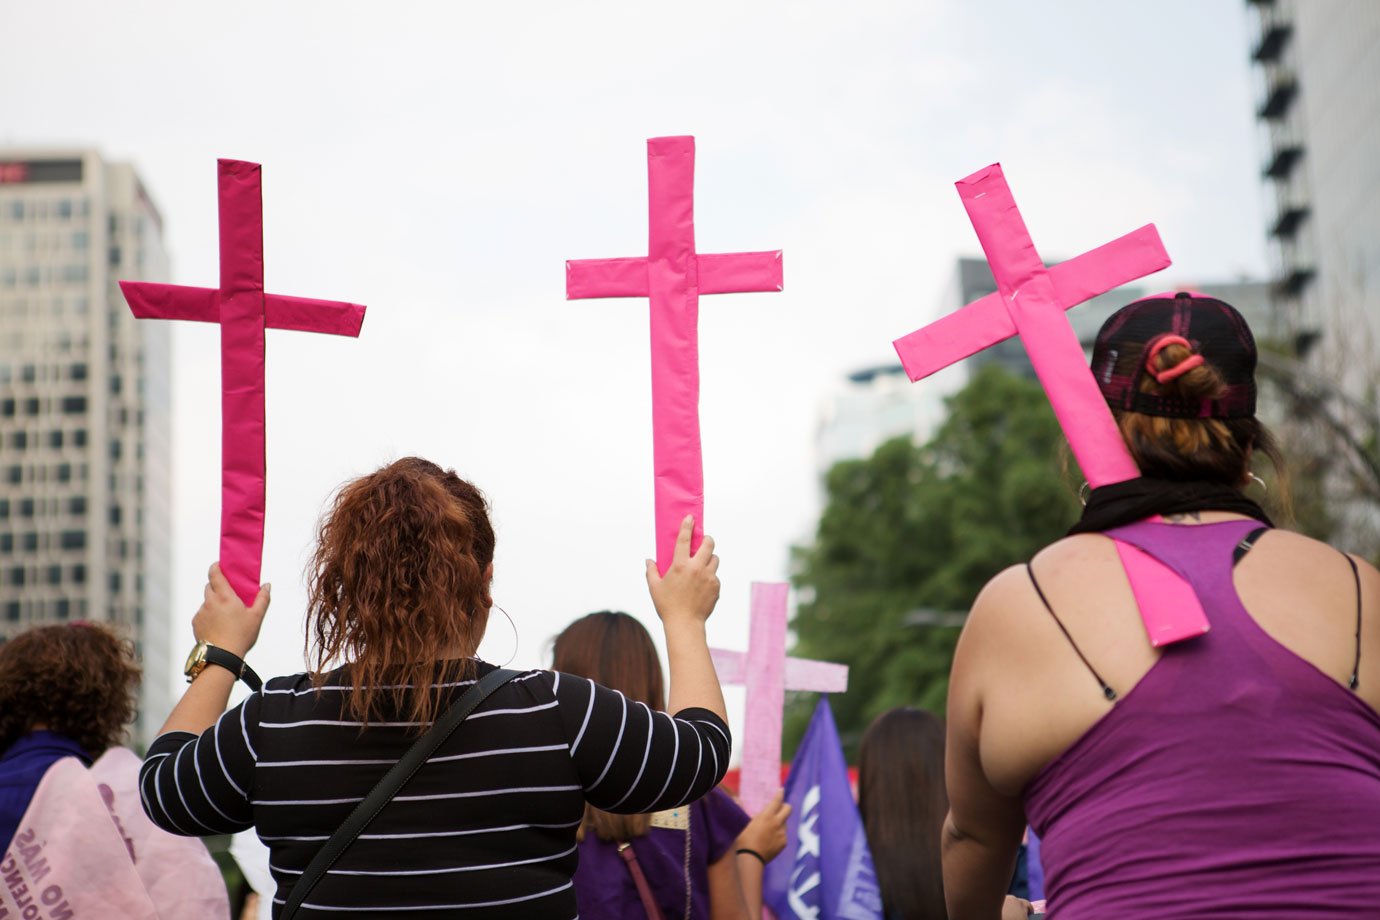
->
1143 337 1225 403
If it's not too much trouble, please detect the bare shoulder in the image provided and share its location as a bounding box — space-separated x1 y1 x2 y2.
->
1247 528 1376 596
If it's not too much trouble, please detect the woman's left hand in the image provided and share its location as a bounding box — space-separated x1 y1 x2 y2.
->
737 788 792 863
193 563 271 657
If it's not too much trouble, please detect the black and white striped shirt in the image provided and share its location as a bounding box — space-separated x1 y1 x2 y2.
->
140 661 731 918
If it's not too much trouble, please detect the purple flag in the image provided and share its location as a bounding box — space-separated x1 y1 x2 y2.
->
763 699 884 920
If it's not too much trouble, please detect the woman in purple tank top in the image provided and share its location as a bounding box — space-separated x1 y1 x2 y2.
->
942 293 1380 920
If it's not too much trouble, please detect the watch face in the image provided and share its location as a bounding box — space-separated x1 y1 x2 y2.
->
184 641 208 676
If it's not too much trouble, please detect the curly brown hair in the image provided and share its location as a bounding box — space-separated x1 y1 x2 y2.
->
305 457 495 729
0 622 142 757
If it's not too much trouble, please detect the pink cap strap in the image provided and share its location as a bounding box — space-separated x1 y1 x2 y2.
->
1145 334 1204 384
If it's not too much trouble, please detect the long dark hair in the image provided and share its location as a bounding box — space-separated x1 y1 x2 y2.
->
551 611 665 842
305 457 495 728
858 707 947 920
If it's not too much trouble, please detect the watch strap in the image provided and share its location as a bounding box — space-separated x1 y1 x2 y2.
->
202 645 264 692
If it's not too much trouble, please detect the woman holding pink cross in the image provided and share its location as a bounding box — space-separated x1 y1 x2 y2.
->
943 294 1380 919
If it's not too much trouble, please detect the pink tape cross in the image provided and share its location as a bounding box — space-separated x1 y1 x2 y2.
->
566 136 783 575
121 159 366 604
892 164 1208 647
710 582 848 814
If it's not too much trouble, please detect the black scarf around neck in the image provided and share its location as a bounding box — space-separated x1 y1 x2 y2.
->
1069 477 1274 536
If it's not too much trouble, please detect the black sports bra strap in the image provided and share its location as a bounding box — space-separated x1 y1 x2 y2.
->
1345 553 1362 691
1026 564 1118 701
1232 526 1271 567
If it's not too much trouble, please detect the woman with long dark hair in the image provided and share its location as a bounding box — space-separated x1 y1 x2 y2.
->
139 457 734 918
553 610 790 920
943 294 1380 918
857 707 947 920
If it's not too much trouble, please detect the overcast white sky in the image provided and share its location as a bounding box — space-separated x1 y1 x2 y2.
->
2 0 1269 731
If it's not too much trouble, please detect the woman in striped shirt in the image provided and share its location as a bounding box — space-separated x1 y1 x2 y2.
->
139 457 732 918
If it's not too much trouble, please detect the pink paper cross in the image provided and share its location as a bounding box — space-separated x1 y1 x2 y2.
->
892 164 1207 646
566 136 783 574
710 582 848 815
121 159 366 605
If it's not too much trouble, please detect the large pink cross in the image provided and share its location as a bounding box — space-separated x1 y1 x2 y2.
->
892 164 1207 646
120 159 366 605
566 136 783 574
711 582 848 815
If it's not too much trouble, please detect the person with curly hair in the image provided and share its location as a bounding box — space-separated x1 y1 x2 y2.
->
0 621 142 853
139 457 733 919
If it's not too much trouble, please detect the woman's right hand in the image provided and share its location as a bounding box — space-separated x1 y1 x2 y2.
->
646 515 721 626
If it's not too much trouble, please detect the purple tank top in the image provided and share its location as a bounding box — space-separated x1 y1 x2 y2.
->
1024 519 1380 918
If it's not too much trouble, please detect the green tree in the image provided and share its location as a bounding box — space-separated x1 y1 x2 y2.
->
787 364 1078 758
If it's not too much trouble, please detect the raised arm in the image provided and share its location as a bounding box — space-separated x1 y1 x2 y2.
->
554 673 730 814
140 562 269 836
645 515 727 722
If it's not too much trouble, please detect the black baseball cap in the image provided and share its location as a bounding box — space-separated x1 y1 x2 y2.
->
1090 291 1257 419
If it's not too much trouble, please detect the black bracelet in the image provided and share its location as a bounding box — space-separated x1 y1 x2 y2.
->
736 847 766 865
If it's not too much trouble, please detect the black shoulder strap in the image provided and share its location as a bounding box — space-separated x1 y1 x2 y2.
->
279 667 524 919
1231 526 1271 567
1345 554 1362 691
1026 564 1118 702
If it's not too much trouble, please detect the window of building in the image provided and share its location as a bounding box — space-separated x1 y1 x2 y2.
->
69 363 87 381
0 534 11 553
20 532 37 552
0 499 7 519
61 396 86 414
60 530 85 551
18 498 33 518
57 200 72 219
71 230 87 250
109 571 121 593
47 430 62 449
8 567 24 587
68 495 86 516
73 429 87 447
6 466 21 485
109 504 121 525
24 398 39 415
109 440 121 461
110 376 122 396
71 563 86 584
3 602 18 622
54 599 70 620
46 565 60 585
20 364 34 383
9 431 25 450
1 399 13 417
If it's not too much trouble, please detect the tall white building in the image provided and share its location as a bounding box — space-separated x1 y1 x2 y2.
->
1247 0 1380 383
0 150 173 744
